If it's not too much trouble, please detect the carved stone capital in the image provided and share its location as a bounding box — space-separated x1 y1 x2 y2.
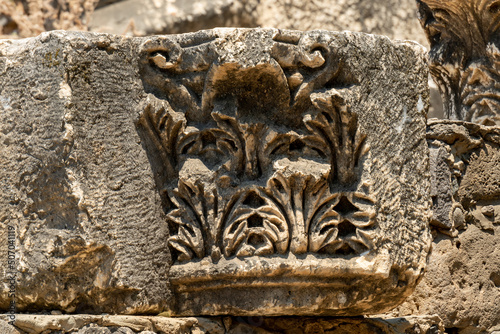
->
136 29 432 316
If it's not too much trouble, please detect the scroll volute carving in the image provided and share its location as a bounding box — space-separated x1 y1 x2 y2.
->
416 0 500 125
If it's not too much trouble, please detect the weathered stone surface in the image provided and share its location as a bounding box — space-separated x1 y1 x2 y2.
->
0 29 430 315
89 0 446 118
392 224 500 333
427 120 500 232
0 31 170 314
0 314 445 334
0 315 225 334
390 119 500 333
0 318 22 334
417 0 500 125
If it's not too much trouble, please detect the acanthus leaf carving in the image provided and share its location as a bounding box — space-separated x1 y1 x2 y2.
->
211 111 267 180
222 188 289 258
266 169 330 254
306 89 368 186
138 31 377 264
167 178 221 262
133 29 432 317
138 95 186 181
309 191 376 255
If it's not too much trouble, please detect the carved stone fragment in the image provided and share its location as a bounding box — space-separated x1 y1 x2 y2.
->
417 0 500 125
427 119 500 232
0 28 430 316
136 29 431 316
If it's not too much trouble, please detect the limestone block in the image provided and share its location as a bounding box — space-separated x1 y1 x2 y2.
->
0 28 430 315
0 31 170 314
427 120 500 232
137 29 430 315
0 315 224 334
392 223 500 333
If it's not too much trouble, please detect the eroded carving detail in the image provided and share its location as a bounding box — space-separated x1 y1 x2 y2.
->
417 0 500 125
134 29 430 317
138 31 374 263
427 119 500 234
222 188 289 257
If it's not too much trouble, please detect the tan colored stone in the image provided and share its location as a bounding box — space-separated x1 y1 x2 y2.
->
390 119 500 333
137 29 430 316
0 319 23 334
0 31 170 314
0 314 444 334
0 315 224 334
391 224 500 333
0 28 430 316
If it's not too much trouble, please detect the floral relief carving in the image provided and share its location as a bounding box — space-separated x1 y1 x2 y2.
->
222 188 289 257
138 31 376 264
306 89 368 186
308 191 376 254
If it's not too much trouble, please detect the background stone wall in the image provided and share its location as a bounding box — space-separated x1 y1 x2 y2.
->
87 0 428 46
1 0 427 45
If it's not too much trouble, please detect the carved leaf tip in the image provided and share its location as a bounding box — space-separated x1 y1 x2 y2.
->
307 89 367 186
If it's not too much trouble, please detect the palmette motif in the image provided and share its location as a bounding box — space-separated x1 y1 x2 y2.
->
142 97 376 261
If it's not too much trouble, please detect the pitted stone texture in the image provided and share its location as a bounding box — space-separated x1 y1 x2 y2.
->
0 31 170 314
390 120 500 333
391 225 500 333
0 29 430 315
0 315 224 334
426 120 500 232
0 315 445 334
